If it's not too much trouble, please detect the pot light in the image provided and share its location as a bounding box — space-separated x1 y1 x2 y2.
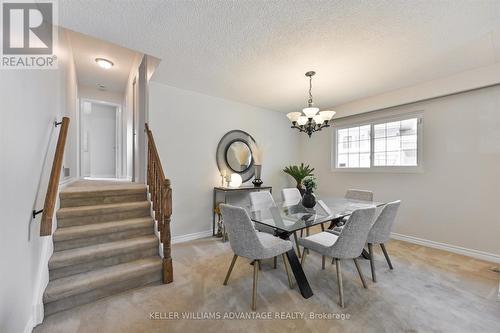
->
95 58 114 69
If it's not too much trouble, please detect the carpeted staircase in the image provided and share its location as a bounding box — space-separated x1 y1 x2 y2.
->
43 182 162 315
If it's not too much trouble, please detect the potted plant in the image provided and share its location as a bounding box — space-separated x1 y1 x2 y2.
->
302 177 317 208
283 163 315 195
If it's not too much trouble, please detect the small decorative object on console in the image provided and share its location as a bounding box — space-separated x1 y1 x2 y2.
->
229 173 243 188
249 139 263 187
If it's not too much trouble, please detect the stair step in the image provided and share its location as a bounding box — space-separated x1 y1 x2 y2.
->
49 236 159 279
60 184 147 207
44 257 162 315
57 201 150 227
53 217 154 251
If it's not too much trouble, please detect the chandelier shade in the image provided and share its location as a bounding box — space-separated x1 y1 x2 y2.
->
303 107 320 118
297 116 308 126
313 114 324 125
286 112 301 122
319 110 336 121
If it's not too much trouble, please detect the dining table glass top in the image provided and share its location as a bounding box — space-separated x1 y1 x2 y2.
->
244 197 385 233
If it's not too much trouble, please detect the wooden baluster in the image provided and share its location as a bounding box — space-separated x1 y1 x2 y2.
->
147 142 150 186
158 175 163 241
152 159 157 211
156 171 160 231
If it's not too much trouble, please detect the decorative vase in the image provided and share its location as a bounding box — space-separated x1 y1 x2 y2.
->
302 190 316 208
252 165 263 187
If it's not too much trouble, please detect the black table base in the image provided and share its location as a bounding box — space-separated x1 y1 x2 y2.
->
277 231 313 299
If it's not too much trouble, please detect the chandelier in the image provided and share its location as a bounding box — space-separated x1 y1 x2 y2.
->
286 71 336 137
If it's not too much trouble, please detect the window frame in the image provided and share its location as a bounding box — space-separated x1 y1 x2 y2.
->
331 112 424 173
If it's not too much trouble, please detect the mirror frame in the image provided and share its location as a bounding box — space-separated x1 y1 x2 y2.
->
216 130 257 182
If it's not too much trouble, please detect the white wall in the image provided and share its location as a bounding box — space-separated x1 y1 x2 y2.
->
149 82 300 237
122 55 143 180
0 27 78 333
78 85 124 105
299 85 500 258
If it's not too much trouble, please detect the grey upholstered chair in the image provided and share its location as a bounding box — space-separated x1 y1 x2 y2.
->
366 200 401 282
249 191 277 234
299 207 377 307
281 188 302 205
249 191 281 267
220 204 294 310
332 189 374 233
280 188 307 257
345 189 374 201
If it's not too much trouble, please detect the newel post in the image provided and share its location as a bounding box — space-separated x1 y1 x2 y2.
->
162 178 173 283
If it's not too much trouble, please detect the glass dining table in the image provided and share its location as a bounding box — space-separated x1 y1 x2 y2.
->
241 197 386 299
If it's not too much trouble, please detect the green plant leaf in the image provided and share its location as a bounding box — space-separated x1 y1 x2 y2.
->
283 163 315 185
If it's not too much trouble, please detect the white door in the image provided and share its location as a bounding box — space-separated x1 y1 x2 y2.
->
82 102 117 178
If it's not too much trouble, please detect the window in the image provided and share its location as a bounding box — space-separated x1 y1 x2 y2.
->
337 125 371 168
334 114 422 171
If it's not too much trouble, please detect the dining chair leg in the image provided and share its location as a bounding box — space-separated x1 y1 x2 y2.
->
368 243 376 282
223 254 238 285
273 256 277 269
335 259 344 308
252 260 259 311
320 223 325 232
282 254 294 289
380 243 393 269
322 255 325 270
353 258 368 289
293 232 301 258
301 248 307 265
332 257 335 264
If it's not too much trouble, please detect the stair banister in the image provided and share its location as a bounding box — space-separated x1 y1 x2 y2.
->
37 117 70 236
145 123 173 283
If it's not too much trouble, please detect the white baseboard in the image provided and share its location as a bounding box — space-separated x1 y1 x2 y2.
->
391 232 500 264
172 230 213 244
29 179 77 332
23 315 34 333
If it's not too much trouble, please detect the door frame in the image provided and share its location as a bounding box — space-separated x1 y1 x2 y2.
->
132 76 137 182
78 98 123 179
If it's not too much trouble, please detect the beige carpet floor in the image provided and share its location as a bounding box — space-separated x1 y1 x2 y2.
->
34 236 500 333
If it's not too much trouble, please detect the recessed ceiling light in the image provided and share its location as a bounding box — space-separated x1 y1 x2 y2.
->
95 58 114 69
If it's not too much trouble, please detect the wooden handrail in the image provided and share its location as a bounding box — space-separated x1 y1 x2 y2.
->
40 117 70 236
145 123 173 283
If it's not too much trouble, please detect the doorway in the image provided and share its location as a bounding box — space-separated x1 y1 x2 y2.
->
80 100 121 179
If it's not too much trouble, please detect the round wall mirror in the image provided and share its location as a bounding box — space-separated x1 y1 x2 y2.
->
216 130 257 182
225 140 252 172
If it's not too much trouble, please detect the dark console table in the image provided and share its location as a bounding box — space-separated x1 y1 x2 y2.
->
212 186 272 236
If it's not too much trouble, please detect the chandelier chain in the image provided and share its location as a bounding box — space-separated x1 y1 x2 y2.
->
308 75 313 105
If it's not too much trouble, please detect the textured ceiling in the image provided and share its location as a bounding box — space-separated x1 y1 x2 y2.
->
60 0 500 112
67 30 141 93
